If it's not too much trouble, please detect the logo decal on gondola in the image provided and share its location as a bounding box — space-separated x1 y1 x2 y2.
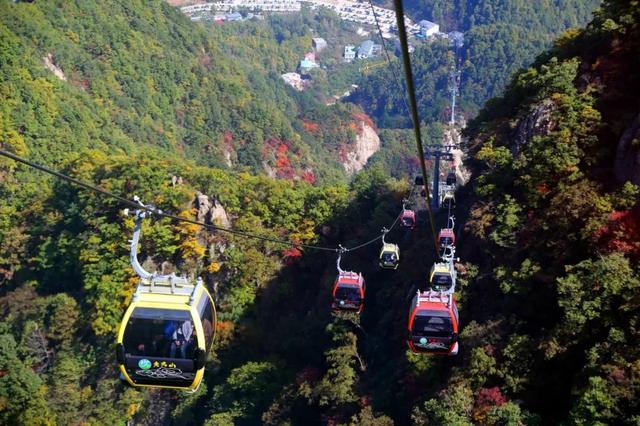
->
136 367 194 380
417 337 447 349
138 359 152 370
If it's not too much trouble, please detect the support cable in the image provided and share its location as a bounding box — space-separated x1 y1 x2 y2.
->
391 0 440 254
0 148 410 254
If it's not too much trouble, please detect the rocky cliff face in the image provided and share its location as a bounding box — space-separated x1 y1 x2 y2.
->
615 112 640 185
43 53 66 81
195 192 231 227
444 126 471 185
511 99 556 156
342 122 380 175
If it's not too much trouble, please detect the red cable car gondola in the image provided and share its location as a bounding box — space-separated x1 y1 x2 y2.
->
332 271 365 313
332 248 365 313
400 209 416 229
438 228 455 249
407 291 459 355
438 216 456 250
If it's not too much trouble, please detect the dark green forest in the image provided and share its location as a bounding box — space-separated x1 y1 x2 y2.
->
1 0 640 425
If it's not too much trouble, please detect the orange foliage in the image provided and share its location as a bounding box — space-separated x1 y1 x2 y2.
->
353 112 375 129
302 120 319 132
593 209 640 259
473 386 507 423
215 321 235 348
536 183 550 193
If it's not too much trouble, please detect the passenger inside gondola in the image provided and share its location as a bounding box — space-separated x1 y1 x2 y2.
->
431 271 453 292
381 251 398 266
335 285 362 304
412 311 453 338
123 308 192 359
169 320 194 359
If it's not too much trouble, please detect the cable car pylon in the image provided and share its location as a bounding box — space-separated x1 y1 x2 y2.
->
424 144 456 209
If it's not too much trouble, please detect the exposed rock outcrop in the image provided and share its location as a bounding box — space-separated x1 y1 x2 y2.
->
511 99 555 156
262 161 277 179
444 126 471 185
342 122 380 175
615 112 640 185
210 198 231 228
195 192 231 227
196 192 212 222
43 53 66 81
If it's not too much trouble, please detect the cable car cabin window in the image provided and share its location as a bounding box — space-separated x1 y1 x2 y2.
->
197 294 215 352
431 273 453 291
123 308 196 360
412 311 453 337
381 252 398 265
439 236 453 246
446 174 456 185
335 285 362 302
401 216 415 227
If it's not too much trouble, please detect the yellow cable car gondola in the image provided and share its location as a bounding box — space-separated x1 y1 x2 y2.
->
379 228 400 269
429 261 456 293
380 242 400 269
440 185 456 208
116 205 216 391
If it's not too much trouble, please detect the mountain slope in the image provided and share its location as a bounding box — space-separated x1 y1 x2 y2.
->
0 0 375 181
437 0 640 423
352 0 602 128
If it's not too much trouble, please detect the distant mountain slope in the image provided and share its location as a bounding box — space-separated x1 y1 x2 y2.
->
0 0 377 181
351 0 602 127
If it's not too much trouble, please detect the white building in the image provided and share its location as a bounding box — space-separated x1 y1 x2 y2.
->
179 0 418 33
357 40 382 59
299 59 319 74
312 37 327 52
344 45 356 62
181 0 301 17
419 20 440 37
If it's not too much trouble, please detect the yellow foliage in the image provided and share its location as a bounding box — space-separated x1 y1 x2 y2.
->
290 218 316 243
181 238 206 259
208 262 221 273
119 275 139 306
176 208 206 261
127 402 141 417
65 30 80 43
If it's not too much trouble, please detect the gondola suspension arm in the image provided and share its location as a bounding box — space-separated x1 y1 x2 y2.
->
124 197 191 293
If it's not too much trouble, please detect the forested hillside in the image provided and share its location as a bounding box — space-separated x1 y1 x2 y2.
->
0 0 375 182
353 0 601 127
451 0 640 423
1 0 640 425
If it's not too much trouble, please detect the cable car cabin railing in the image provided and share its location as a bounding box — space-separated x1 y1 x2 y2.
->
416 290 453 307
131 276 203 305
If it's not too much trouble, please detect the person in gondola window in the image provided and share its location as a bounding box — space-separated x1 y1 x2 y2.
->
170 320 194 359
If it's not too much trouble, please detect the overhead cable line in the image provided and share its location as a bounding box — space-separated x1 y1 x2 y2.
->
0 148 404 253
391 0 440 254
